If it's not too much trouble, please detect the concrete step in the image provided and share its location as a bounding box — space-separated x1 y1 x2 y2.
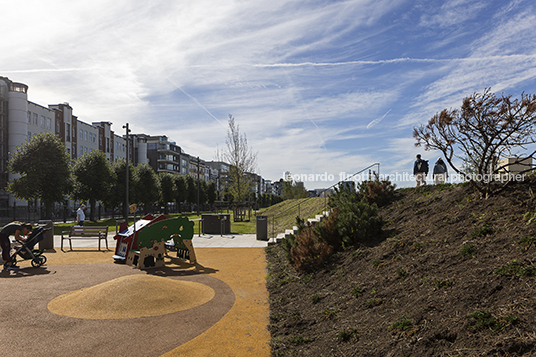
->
270 209 332 245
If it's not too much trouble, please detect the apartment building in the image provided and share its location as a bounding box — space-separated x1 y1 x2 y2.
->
0 77 135 207
0 75 273 210
144 135 181 174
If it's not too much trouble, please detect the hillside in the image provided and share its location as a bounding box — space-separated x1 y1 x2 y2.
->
266 179 536 356
260 197 328 237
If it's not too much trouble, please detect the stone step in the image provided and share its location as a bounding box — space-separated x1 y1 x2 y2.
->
270 209 332 245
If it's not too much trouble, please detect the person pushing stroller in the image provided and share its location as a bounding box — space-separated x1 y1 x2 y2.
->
1 221 32 270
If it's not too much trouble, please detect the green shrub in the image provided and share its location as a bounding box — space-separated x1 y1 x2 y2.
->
310 294 320 304
494 260 536 278
468 223 495 238
281 234 297 261
460 243 477 258
396 268 407 280
285 181 385 273
466 310 518 332
288 335 314 344
337 328 359 342
352 286 362 298
432 279 453 289
388 315 413 331
321 308 339 319
365 298 381 307
290 228 334 273
517 236 536 249
357 179 396 207
335 198 384 247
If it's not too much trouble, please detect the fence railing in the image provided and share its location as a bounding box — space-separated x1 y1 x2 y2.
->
267 163 380 238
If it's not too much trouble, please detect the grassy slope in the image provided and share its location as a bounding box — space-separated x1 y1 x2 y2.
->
259 197 329 237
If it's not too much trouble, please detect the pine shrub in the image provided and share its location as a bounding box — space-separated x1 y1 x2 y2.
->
290 228 334 273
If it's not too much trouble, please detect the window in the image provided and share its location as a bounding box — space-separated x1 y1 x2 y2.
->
33 113 38 125
80 145 83 155
84 131 88 141
80 129 83 139
28 132 31 140
46 117 51 130
40 115 45 128
27 111 31 123
66 123 70 141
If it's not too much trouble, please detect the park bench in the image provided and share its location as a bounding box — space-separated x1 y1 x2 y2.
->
61 226 109 251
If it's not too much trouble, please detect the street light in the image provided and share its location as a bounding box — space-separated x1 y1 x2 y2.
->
122 123 131 225
197 156 200 214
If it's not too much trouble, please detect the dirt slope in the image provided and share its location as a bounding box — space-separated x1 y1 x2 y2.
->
266 179 536 356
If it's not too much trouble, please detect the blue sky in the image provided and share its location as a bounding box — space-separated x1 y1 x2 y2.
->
2 0 536 189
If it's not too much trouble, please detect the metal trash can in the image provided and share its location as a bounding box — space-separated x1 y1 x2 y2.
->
256 215 268 241
202 214 231 234
37 220 54 250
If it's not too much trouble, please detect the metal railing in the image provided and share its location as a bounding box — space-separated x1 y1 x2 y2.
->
267 163 380 239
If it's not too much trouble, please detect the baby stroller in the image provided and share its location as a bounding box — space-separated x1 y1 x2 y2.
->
9 225 48 268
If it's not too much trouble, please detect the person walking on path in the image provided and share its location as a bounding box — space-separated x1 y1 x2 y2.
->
413 154 429 187
1 222 32 270
77 204 86 226
433 157 448 185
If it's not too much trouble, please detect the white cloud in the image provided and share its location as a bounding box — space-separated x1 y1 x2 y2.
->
2 0 536 189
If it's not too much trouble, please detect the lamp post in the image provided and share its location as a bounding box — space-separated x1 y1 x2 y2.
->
123 123 131 225
197 156 200 215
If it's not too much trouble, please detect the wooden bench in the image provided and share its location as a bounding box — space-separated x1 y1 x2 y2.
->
61 226 109 251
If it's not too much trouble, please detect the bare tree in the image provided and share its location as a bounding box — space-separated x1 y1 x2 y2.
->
223 114 257 202
413 88 536 198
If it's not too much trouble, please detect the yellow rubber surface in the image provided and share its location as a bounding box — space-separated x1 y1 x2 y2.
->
39 247 271 357
48 275 215 319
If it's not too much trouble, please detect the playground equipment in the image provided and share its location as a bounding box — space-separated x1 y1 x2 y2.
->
113 214 196 268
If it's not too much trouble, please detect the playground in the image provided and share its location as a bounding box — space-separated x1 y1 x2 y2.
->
0 215 270 357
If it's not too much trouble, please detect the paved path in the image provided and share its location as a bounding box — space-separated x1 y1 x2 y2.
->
53 232 269 249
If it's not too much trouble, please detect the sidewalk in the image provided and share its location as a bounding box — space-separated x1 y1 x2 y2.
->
53 232 269 249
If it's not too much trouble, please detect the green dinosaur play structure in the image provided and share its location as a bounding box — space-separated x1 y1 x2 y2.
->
113 214 196 268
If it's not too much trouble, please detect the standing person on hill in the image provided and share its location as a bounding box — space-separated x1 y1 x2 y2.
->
1 221 32 270
433 157 448 185
77 204 86 226
413 154 429 187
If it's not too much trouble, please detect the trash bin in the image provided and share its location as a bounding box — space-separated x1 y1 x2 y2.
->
256 215 268 241
37 220 54 250
202 214 231 234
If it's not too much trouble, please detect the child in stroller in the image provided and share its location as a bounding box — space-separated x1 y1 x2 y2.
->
4 225 48 269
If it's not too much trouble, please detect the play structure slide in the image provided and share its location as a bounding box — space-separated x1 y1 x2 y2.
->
113 214 196 268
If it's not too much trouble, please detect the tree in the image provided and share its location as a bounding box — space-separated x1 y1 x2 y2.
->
223 114 257 202
207 180 217 206
185 175 196 209
174 174 187 212
197 179 207 208
158 172 176 214
105 159 135 219
71 150 114 221
282 173 309 199
133 163 159 214
7 132 72 219
413 89 536 198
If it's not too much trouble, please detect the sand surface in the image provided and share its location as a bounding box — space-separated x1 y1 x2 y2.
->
48 274 215 319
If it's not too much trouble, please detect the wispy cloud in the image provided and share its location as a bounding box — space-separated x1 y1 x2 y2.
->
2 0 536 189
